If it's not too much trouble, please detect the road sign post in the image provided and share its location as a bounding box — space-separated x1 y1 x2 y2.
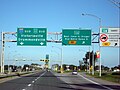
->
62 29 91 46
17 28 47 46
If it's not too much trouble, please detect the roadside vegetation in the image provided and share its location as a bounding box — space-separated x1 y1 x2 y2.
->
87 71 120 84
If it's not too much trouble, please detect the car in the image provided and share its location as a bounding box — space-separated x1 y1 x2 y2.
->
72 70 78 75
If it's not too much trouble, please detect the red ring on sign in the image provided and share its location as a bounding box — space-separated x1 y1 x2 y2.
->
100 34 108 42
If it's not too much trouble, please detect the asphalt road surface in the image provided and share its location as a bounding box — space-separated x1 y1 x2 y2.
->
0 71 120 90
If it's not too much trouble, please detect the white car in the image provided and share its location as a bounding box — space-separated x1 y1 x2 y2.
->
72 70 78 75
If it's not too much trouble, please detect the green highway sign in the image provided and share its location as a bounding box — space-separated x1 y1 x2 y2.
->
17 28 47 46
62 29 91 45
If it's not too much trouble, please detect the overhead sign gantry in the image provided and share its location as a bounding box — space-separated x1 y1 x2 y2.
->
1 28 99 74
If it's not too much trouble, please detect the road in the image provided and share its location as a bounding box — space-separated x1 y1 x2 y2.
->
0 71 120 90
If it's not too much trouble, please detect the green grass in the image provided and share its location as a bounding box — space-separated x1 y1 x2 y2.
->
0 71 34 79
87 72 120 84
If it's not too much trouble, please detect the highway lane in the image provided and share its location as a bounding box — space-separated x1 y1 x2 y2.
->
25 71 73 90
0 71 72 90
0 71 46 90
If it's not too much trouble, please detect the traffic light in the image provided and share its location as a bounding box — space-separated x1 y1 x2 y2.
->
40 59 49 62
45 59 49 62
96 51 100 58
40 59 44 61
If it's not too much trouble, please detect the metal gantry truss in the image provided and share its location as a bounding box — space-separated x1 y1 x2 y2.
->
0 32 99 73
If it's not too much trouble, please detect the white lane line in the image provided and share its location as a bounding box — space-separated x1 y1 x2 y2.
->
78 74 99 85
34 71 47 81
78 74 113 90
23 72 47 90
28 84 32 87
35 77 40 81
32 81 35 83
39 71 46 77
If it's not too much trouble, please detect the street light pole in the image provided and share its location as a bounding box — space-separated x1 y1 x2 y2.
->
52 46 63 73
82 13 102 76
8 46 10 74
88 47 91 74
79 48 90 73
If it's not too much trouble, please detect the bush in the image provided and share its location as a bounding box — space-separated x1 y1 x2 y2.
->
112 72 120 75
101 73 107 76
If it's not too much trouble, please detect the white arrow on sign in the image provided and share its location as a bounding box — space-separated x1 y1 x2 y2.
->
20 42 24 45
82 41 85 44
40 42 44 45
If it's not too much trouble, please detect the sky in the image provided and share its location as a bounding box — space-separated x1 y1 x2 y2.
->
0 0 120 68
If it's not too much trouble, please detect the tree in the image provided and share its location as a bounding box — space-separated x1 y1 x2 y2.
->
79 60 84 70
104 66 109 71
84 51 97 67
69 65 75 70
22 64 30 71
63 64 67 70
31 63 39 66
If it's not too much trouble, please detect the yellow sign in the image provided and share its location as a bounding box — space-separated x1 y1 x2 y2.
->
102 42 111 46
69 40 76 44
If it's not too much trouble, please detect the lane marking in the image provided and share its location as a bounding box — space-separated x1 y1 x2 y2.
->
22 71 47 90
36 77 39 80
39 71 46 77
78 74 113 90
78 74 99 85
34 71 47 81
32 81 34 83
28 84 31 87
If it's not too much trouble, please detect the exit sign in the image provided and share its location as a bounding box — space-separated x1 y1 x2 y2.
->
62 29 91 46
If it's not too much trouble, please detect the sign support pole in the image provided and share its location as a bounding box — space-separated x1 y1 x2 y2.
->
99 18 102 77
61 47 63 73
1 32 5 74
99 47 101 77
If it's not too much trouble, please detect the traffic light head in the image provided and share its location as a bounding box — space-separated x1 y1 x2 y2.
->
40 60 44 61
45 60 49 62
